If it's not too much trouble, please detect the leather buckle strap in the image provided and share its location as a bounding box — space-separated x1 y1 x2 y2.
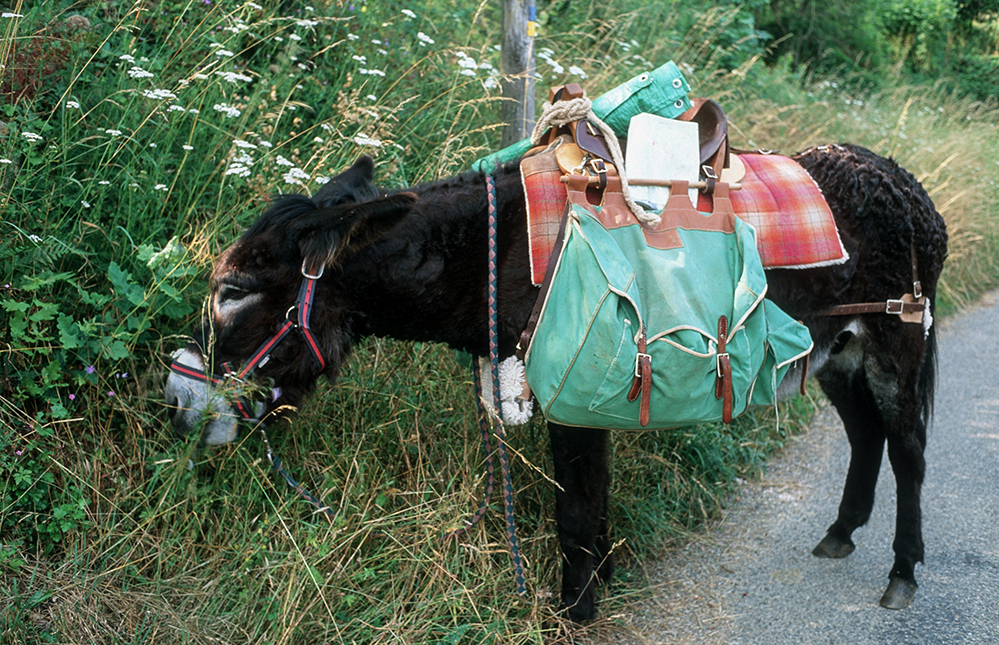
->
627 328 652 427
714 315 733 424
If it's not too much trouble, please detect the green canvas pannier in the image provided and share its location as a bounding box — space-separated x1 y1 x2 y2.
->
522 175 813 430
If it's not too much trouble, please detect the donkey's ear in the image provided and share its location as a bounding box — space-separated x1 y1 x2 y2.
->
312 155 377 208
293 192 416 270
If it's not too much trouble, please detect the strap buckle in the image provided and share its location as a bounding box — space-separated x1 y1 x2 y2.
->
886 299 905 314
301 260 325 280
635 352 651 378
716 352 730 377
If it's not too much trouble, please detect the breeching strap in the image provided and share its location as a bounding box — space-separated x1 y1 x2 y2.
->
445 174 527 596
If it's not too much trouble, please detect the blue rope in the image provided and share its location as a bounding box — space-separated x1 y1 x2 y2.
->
486 174 528 596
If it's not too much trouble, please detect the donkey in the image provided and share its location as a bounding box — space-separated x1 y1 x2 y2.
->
165 145 947 621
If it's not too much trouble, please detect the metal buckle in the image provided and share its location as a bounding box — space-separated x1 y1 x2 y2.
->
635 352 651 378
301 260 325 280
913 281 923 299
589 158 607 176
716 352 730 377
886 299 905 315
702 165 718 180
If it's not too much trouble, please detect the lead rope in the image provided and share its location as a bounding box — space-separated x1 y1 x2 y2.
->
445 174 527 597
257 422 337 524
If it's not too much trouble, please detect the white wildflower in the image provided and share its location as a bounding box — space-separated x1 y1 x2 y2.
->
182 145 194 151
105 129 123 136
154 184 168 191
2 12 23 18
0 158 12 164
29 234 42 243
347 34 359 41
22 132 43 142
274 36 284 42
359 68 386 77
401 9 417 19
316 176 330 184
81 200 91 208
149 143 157 148
127 66 154 79
259 141 273 148
313 137 323 143
352 55 367 63
353 134 382 147
484 76 498 90
66 100 80 109
282 167 309 185
213 103 241 118
289 33 302 41
244 2 262 9
417 32 434 45
141 88 177 100
215 49 235 57
460 69 476 77
457 54 477 70
215 70 253 83
377 48 388 56
233 139 257 149
99 180 110 185
366 94 377 101
119 54 135 62
188 108 199 114
167 105 186 112
192 73 210 80
296 19 318 27
568 65 587 78
275 155 295 167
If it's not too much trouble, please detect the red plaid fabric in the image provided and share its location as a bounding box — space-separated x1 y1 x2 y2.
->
522 155 568 285
525 152 847 283
724 153 847 269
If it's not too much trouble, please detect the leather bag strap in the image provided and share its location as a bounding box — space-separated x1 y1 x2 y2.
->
516 202 571 361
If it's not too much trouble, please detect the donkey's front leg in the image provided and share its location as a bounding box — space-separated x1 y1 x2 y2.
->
548 423 613 622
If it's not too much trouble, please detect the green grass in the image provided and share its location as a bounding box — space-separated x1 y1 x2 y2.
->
2 1 999 643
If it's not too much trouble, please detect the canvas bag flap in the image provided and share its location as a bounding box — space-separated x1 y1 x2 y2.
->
591 61 692 136
524 180 812 430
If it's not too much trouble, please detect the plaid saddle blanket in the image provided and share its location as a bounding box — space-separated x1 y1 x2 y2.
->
522 151 848 285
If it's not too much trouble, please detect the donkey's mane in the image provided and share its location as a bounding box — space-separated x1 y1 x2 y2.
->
243 194 319 239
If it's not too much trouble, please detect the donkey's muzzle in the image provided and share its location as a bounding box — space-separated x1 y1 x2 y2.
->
164 347 240 445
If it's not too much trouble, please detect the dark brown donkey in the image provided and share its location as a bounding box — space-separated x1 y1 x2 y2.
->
165 145 947 621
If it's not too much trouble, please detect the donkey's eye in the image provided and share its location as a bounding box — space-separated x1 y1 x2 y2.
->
217 284 251 302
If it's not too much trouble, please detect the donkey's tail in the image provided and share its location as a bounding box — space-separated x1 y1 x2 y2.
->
919 298 939 429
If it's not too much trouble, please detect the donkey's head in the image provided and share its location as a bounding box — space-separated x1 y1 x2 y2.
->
165 157 415 444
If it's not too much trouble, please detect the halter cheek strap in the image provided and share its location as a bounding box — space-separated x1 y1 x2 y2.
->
168 261 327 420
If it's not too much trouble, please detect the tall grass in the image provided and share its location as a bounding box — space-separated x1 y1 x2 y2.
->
2 2 998 644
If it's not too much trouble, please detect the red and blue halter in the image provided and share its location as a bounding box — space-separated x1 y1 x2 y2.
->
169 260 327 420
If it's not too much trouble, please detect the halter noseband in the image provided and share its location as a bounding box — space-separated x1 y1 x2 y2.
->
169 260 327 421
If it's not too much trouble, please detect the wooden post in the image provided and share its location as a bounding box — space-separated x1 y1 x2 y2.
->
500 0 536 148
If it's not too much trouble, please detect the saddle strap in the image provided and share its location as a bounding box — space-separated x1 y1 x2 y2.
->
516 201 571 361
821 245 925 322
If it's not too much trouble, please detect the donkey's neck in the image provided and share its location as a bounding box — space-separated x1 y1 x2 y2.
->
339 166 537 357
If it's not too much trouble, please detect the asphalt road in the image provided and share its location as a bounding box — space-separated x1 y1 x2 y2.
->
596 292 999 644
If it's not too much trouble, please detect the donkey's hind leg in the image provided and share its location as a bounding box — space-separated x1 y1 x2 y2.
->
548 423 614 622
815 321 927 609
813 328 888 561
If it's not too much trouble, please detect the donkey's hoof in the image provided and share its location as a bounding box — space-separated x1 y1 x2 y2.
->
812 534 855 559
880 577 917 609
